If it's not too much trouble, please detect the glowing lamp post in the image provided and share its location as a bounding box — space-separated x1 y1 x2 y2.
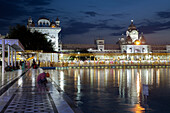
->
78 52 80 66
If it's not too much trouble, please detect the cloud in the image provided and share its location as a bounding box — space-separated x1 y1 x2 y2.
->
97 23 124 30
110 32 124 36
63 21 96 35
62 19 125 36
157 11 170 18
0 0 55 34
0 0 54 20
29 7 57 18
0 1 28 20
138 20 170 34
83 11 99 17
111 13 125 17
26 0 52 6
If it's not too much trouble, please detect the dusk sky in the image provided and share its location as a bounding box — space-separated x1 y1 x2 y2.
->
1 0 170 44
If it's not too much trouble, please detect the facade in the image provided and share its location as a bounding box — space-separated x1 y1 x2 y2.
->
118 20 150 53
27 17 61 51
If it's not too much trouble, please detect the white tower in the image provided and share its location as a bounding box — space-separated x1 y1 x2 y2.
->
127 20 139 42
27 17 61 51
55 17 60 27
27 17 33 27
96 39 104 51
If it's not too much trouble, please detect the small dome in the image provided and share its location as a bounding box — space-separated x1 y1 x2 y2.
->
126 35 132 44
50 21 56 27
121 37 125 41
119 38 125 45
140 34 146 44
28 17 32 21
56 17 60 21
128 20 137 31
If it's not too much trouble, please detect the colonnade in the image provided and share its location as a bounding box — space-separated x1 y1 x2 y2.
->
7 45 17 67
1 39 24 73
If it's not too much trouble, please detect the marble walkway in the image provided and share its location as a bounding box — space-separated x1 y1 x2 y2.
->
0 68 77 113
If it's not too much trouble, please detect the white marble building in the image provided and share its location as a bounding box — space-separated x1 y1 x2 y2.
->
27 17 61 51
118 20 151 53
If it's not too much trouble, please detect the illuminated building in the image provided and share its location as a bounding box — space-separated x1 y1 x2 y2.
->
27 17 61 51
118 20 151 53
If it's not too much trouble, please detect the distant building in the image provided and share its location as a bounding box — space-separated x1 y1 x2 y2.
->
59 20 170 54
167 45 170 53
27 17 61 51
118 20 151 53
62 43 121 53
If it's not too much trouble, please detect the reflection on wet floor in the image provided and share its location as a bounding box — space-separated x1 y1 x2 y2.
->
0 68 22 87
0 68 75 113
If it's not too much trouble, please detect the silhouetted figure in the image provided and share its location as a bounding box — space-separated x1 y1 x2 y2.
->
32 59 37 69
38 60 40 67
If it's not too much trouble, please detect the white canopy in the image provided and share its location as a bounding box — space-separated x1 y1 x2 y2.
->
0 39 25 73
0 39 24 51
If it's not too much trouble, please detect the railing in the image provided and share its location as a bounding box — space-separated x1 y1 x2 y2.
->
39 60 170 67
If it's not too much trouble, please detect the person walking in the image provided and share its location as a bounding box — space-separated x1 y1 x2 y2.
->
32 59 37 69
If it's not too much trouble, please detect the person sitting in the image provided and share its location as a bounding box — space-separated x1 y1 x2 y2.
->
37 72 50 91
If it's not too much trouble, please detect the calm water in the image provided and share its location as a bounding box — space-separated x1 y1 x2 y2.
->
48 68 170 113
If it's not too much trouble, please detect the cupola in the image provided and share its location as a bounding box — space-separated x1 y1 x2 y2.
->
128 20 137 31
55 17 60 27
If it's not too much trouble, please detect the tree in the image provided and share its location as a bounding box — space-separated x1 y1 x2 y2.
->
6 24 54 52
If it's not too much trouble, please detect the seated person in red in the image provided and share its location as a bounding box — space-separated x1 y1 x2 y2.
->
37 72 49 88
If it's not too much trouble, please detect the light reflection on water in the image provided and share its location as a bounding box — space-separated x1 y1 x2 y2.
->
49 68 170 113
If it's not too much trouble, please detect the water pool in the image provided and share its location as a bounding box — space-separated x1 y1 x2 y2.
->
47 68 170 113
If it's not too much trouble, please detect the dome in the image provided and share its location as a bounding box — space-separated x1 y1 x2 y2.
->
38 17 50 21
128 20 137 31
140 34 146 44
38 17 50 26
126 35 132 44
119 38 125 45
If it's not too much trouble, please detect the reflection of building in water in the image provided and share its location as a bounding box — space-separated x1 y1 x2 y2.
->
52 68 170 112
119 69 140 104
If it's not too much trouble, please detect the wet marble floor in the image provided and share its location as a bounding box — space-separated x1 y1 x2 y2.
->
0 68 75 113
0 68 23 87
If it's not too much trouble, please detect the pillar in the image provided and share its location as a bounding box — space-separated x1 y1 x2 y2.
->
11 47 13 66
2 39 5 73
14 50 16 67
8 45 10 66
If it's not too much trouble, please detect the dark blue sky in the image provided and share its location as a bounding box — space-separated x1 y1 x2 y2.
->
1 0 170 44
